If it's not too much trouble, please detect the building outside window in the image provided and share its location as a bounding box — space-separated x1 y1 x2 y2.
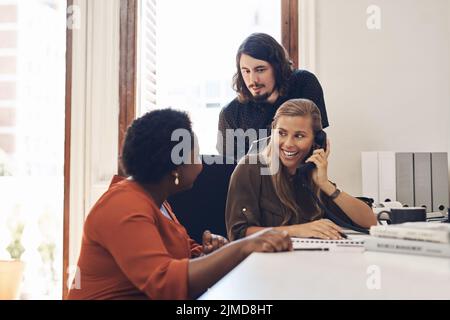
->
0 0 66 299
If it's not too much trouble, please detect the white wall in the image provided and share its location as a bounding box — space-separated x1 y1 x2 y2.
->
448 1 450 174
301 0 450 197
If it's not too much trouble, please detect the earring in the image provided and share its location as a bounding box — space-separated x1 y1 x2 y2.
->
174 173 179 186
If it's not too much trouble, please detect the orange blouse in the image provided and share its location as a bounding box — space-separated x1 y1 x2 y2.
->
67 176 203 300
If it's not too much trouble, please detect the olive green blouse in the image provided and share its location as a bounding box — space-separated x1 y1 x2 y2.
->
225 154 354 241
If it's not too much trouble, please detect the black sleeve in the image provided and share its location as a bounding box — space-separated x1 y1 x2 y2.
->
321 195 355 226
296 71 329 129
321 191 369 230
216 108 233 156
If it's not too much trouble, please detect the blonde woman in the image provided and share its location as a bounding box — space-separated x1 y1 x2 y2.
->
225 99 377 241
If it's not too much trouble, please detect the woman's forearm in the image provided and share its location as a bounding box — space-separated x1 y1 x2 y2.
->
334 192 377 228
321 182 377 228
188 238 250 299
331 192 377 228
189 227 292 298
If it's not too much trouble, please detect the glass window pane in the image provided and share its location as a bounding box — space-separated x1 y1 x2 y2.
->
0 0 66 300
138 0 280 154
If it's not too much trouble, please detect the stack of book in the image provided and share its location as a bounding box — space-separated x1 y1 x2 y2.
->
365 222 450 258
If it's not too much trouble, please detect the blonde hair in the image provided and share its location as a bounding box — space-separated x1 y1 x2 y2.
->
264 99 324 224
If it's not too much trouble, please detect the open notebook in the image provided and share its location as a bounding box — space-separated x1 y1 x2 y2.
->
291 236 367 251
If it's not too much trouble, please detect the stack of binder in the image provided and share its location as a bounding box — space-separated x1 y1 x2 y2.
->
365 222 450 258
361 152 449 214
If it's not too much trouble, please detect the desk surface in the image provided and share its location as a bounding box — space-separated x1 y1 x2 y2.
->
200 248 450 300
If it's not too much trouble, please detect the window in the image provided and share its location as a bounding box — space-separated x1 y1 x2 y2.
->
0 0 66 299
136 0 281 155
136 0 156 115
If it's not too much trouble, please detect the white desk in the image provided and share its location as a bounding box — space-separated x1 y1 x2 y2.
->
200 249 450 300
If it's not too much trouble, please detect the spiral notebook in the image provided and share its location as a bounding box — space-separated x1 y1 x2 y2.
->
291 236 366 251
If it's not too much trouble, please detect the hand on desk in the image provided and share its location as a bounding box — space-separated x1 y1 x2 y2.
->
244 229 293 253
288 219 344 240
202 230 229 254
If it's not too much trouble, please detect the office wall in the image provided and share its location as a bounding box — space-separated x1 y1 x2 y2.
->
448 1 450 186
305 0 450 197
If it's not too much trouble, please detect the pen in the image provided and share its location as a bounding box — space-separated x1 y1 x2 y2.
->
339 231 348 239
294 248 330 251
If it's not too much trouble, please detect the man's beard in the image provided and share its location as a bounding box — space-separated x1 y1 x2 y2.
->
250 86 276 103
252 92 271 102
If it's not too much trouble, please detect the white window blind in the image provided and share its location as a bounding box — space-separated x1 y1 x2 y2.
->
137 0 157 115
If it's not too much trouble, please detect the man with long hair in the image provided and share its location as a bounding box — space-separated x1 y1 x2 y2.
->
217 33 329 161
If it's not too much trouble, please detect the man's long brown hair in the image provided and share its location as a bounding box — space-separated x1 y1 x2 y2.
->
233 33 294 103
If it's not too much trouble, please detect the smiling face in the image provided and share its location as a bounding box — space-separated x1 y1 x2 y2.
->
273 115 315 174
239 54 278 103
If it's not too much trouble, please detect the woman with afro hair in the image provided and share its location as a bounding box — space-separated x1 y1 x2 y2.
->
68 108 292 300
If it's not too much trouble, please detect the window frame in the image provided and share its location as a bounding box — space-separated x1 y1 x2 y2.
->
281 0 299 69
118 0 138 177
117 0 299 161
63 0 73 300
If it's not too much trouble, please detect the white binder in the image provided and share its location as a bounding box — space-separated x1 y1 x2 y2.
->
362 152 379 204
378 152 397 203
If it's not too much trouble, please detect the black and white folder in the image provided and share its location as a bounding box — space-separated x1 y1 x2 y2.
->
431 152 449 213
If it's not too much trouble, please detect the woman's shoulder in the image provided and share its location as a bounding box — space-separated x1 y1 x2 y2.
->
236 154 268 168
87 179 158 224
231 154 270 181
82 180 166 248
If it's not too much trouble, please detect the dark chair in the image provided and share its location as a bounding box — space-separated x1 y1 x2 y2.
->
168 155 236 243
356 197 374 208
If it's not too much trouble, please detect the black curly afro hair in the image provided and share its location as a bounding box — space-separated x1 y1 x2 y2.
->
121 108 193 184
